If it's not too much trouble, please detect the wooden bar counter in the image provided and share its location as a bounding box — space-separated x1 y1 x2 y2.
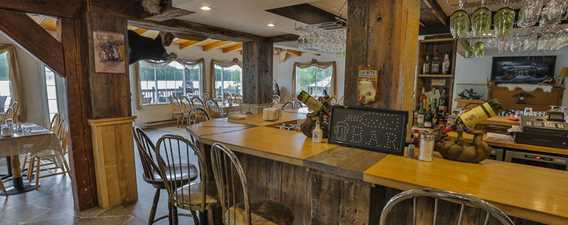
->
187 117 568 225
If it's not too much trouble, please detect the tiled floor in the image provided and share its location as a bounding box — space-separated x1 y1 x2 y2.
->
0 127 196 225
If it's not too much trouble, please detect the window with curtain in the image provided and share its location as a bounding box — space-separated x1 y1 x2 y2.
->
139 60 203 105
0 52 10 112
293 60 337 98
44 66 59 121
213 61 242 102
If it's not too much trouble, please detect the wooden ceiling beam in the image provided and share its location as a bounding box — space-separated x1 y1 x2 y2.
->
0 0 81 18
91 0 193 20
0 9 65 76
176 39 200 49
222 43 243 53
268 34 299 43
422 0 449 26
129 19 264 42
202 40 234 52
287 49 302 57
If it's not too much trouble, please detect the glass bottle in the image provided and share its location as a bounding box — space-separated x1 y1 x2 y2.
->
422 55 431 74
312 120 323 143
442 54 451 74
297 90 327 113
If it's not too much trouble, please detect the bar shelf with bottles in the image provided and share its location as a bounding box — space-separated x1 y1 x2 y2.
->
414 37 457 130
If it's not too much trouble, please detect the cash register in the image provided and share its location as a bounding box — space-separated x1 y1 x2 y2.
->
515 111 568 149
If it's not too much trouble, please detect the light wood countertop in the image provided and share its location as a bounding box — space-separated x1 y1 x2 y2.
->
364 155 568 225
227 111 305 127
186 118 251 136
199 126 336 166
448 132 568 156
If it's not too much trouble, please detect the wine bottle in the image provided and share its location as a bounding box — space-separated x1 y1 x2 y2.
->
297 90 329 113
457 99 504 130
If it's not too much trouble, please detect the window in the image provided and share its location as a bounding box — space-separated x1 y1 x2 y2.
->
0 52 10 112
44 66 59 121
213 61 242 102
139 60 203 105
293 60 336 98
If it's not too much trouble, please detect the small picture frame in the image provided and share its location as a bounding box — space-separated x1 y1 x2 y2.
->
93 31 126 74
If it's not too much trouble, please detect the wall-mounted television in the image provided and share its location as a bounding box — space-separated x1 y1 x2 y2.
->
491 56 556 84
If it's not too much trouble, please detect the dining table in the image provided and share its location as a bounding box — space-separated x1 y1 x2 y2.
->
0 123 61 195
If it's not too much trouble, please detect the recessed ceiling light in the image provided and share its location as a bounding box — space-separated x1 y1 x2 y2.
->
267 23 276 27
200 6 211 11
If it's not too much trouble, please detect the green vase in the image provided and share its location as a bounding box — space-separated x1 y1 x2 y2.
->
494 7 515 38
450 9 471 39
471 7 492 37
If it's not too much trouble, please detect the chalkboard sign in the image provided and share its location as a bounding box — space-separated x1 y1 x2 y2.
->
328 106 408 155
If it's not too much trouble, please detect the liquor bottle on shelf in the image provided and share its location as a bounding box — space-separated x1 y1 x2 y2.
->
424 105 433 128
422 55 431 74
431 51 441 74
416 102 425 128
442 53 451 74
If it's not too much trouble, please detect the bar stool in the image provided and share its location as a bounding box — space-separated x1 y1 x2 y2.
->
210 143 294 225
133 128 198 225
156 134 217 225
379 189 515 225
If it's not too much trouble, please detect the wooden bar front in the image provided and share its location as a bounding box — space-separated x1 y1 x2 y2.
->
188 119 568 225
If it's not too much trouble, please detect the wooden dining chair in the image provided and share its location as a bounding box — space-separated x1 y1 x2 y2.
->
156 134 217 225
191 96 206 109
134 127 199 225
379 189 515 225
26 113 70 189
205 99 224 118
210 143 294 225
170 96 185 128
189 108 210 125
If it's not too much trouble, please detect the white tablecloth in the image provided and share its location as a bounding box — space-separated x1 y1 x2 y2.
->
0 124 61 157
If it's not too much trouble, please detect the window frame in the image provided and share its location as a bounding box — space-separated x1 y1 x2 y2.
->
42 65 59 122
292 59 337 98
210 58 243 102
0 50 11 112
136 58 205 107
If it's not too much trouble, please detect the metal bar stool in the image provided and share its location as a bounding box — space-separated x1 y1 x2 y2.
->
210 143 294 225
379 189 515 225
133 127 198 225
155 134 217 225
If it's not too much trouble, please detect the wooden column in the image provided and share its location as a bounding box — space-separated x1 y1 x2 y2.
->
241 39 274 112
344 0 421 111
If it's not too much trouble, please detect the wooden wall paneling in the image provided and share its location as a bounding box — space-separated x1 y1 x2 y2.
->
338 179 373 225
344 0 420 111
242 39 274 105
61 17 98 210
0 9 66 76
309 172 342 225
88 117 138 208
86 10 132 118
280 165 311 225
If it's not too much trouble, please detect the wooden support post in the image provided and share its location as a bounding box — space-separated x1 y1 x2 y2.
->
344 0 421 111
61 17 99 210
241 39 274 112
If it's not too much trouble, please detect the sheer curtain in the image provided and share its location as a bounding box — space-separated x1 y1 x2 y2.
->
0 44 24 121
210 58 241 100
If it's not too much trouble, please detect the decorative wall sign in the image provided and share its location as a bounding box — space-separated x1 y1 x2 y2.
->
356 65 379 105
93 31 126 74
328 106 408 155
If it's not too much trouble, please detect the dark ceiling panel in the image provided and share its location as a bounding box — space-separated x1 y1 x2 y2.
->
266 3 342 25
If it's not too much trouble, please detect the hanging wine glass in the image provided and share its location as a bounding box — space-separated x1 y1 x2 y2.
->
494 0 515 38
472 41 486 57
517 0 543 28
450 0 470 39
540 0 565 26
471 0 492 37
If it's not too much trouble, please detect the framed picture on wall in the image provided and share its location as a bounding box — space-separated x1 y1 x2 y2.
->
93 31 126 74
491 56 556 84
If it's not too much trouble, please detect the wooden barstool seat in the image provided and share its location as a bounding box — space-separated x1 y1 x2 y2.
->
225 201 294 225
174 181 218 210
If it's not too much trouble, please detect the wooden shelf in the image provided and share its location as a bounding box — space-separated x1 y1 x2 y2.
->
418 74 453 78
420 38 455 43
